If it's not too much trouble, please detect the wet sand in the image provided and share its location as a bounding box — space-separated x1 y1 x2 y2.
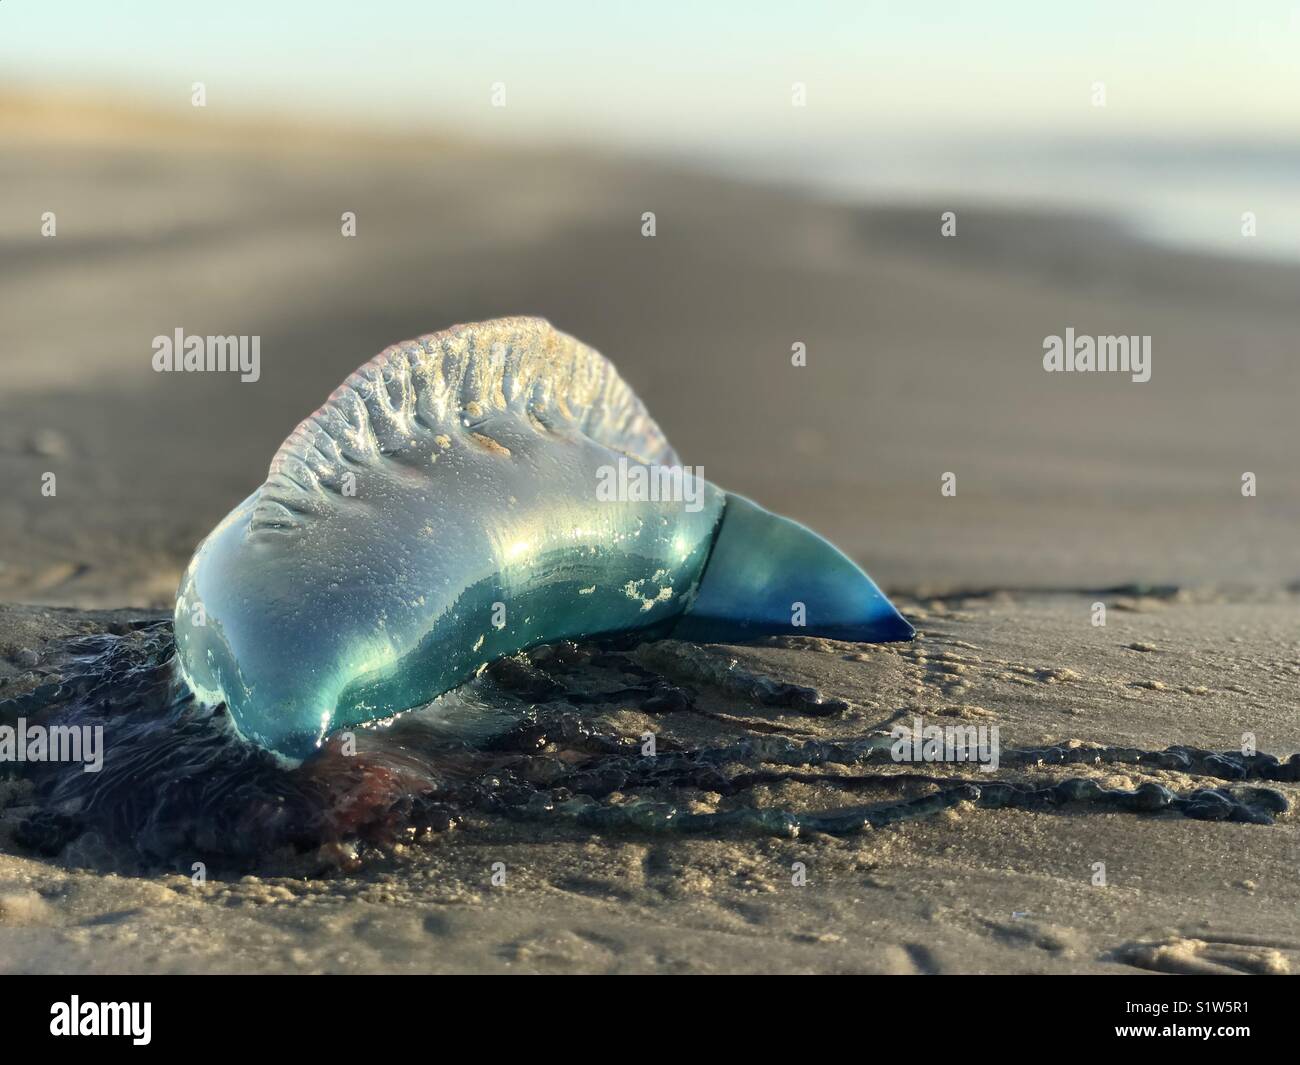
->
2 591 1298 974
1 97 1298 973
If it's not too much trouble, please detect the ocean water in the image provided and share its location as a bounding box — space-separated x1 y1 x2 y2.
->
697 136 1300 263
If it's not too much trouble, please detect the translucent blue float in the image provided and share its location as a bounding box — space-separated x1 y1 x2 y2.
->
174 318 912 759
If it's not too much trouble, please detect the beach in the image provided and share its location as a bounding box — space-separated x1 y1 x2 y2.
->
2 96 1298 973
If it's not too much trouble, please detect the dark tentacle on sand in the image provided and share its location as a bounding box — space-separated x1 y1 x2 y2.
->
1 613 1290 876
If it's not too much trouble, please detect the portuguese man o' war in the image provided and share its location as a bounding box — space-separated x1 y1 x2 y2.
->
174 318 914 760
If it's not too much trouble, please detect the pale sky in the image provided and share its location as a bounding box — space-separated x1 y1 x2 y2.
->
2 1 1298 150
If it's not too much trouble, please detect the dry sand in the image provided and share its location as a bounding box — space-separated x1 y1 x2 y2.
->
1 97 1297 973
